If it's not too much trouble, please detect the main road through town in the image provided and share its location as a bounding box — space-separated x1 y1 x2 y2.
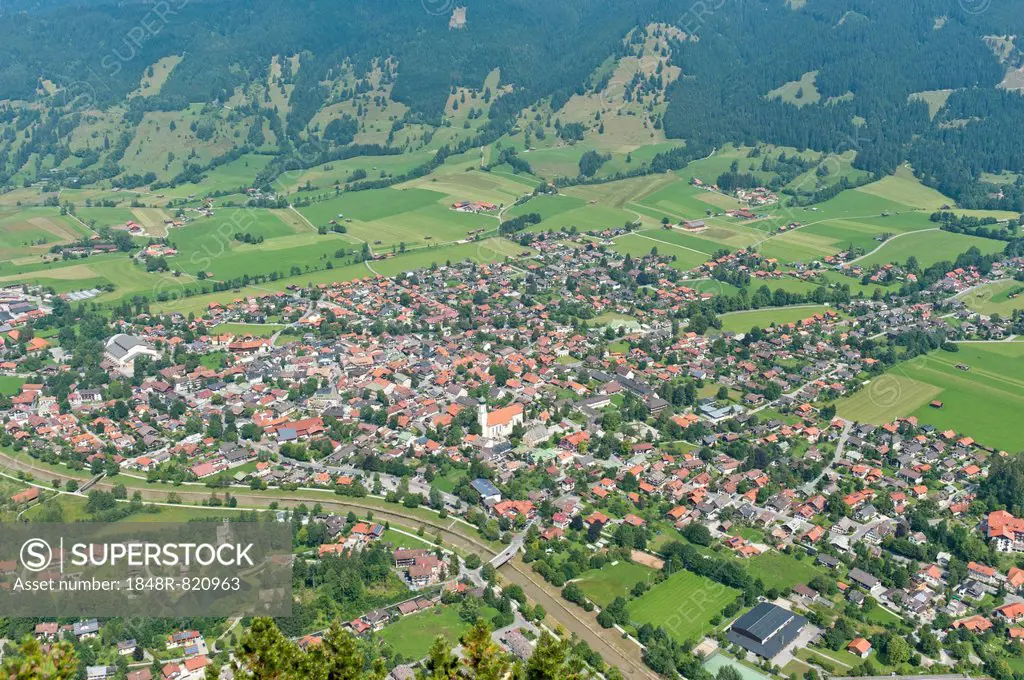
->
0 451 657 679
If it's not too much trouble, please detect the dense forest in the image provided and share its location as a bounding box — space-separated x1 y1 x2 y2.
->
661 0 1024 209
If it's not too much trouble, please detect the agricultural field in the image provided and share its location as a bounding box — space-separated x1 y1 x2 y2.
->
0 208 91 262
610 232 711 271
957 279 1024 317
165 209 355 281
297 185 499 250
837 342 1024 451
576 560 655 608
277 152 434 193
151 237 528 315
0 255 183 303
627 569 739 644
854 229 1005 269
632 177 749 220
157 153 275 199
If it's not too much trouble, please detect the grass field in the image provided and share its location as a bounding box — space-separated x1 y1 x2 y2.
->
0 255 185 303
0 375 26 396
744 551 825 591
377 605 496 661
279 152 434 193
766 71 821 107
0 208 90 260
297 185 499 249
958 279 1024 317
210 323 286 337
610 232 711 271
837 343 1024 451
23 494 236 523
717 305 838 333
627 569 739 644
855 229 1005 269
165 209 353 281
576 561 655 608
151 237 528 315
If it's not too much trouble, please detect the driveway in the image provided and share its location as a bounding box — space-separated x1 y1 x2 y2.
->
772 623 821 668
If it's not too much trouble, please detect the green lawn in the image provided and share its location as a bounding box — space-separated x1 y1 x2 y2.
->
856 230 1005 269
210 323 286 338
430 469 467 494
0 375 26 396
959 279 1024 317
743 551 824 591
576 561 655 608
717 305 839 333
864 604 903 626
380 529 436 551
378 605 496 661
627 569 739 644
838 343 1024 451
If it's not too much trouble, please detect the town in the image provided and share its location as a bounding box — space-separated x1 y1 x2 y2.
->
1 224 1023 680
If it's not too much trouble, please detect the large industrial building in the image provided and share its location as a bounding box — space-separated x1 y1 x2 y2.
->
727 602 807 660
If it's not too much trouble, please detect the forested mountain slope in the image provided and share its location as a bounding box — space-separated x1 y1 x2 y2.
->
0 0 1022 208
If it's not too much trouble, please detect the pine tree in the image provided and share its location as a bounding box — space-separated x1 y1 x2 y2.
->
461 620 515 680
1 636 78 680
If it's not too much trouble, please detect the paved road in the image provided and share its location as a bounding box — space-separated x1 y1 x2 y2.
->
284 459 460 509
801 419 852 495
0 452 656 679
846 227 940 265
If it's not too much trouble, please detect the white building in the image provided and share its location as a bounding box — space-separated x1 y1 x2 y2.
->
104 334 161 376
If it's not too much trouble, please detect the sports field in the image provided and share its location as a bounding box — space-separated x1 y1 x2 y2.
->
576 561 655 608
0 376 26 396
627 569 739 644
837 342 1024 451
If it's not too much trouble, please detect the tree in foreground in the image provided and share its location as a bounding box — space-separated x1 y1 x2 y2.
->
525 630 589 680
233 618 385 680
1 636 78 680
419 619 516 680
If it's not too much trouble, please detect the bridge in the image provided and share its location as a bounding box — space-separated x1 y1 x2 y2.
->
79 473 106 492
489 542 520 568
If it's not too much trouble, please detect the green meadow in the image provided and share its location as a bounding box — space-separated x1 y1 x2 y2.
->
838 342 1024 451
